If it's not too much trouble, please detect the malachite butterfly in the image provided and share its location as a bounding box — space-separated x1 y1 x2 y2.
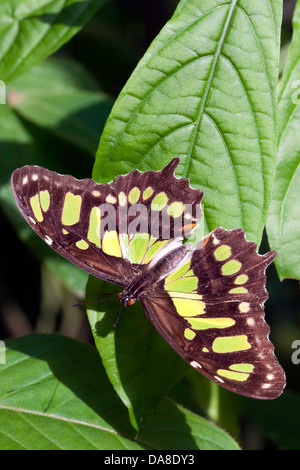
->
11 158 286 399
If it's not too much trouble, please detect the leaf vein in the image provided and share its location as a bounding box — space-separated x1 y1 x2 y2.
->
183 0 239 178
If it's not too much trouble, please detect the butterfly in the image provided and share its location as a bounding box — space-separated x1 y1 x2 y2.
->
11 158 286 399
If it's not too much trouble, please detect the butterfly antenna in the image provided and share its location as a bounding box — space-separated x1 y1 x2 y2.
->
114 304 124 328
102 289 122 295
72 296 117 307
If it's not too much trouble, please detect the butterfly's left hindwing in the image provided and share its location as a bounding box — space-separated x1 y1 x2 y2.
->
141 227 286 399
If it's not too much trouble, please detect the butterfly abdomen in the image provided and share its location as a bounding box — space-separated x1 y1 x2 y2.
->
148 245 189 282
122 244 189 303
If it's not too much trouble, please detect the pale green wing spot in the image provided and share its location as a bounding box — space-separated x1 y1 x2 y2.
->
186 317 235 330
143 239 169 264
167 292 202 300
217 369 249 382
148 236 157 247
214 244 232 261
61 192 82 226
234 274 248 285
30 194 43 222
221 260 242 276
129 233 149 264
76 239 89 250
165 260 191 283
102 231 122 257
87 206 101 247
143 187 153 200
229 287 248 294
165 277 198 293
173 298 205 317
184 328 196 340
230 363 254 373
184 269 195 277
39 190 50 212
128 187 141 204
151 192 168 211
212 335 251 353
167 201 184 218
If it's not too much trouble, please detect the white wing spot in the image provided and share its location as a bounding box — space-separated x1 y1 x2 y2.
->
190 360 202 369
29 216 36 225
106 194 117 204
262 383 272 389
212 234 220 245
32 174 38 181
239 302 250 313
214 375 224 383
44 235 53 246
22 176 28 185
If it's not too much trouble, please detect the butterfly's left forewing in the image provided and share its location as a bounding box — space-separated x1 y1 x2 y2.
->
11 165 133 285
141 227 286 399
11 159 203 286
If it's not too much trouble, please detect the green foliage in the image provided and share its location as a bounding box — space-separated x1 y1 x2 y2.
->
0 334 239 450
0 0 299 451
9 58 113 156
0 0 106 83
267 0 300 280
86 277 189 430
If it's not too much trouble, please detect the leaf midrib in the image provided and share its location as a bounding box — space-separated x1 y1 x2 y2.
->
0 404 114 430
99 4 230 164
182 0 238 178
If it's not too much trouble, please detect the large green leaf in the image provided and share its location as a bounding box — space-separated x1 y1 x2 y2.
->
267 0 300 280
0 334 240 450
0 334 142 450
94 0 282 246
139 397 240 450
86 277 189 431
185 369 245 441
8 58 113 156
0 0 106 83
88 0 282 431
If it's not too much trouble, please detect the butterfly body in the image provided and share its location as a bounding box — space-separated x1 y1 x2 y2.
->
118 240 188 312
11 158 286 399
